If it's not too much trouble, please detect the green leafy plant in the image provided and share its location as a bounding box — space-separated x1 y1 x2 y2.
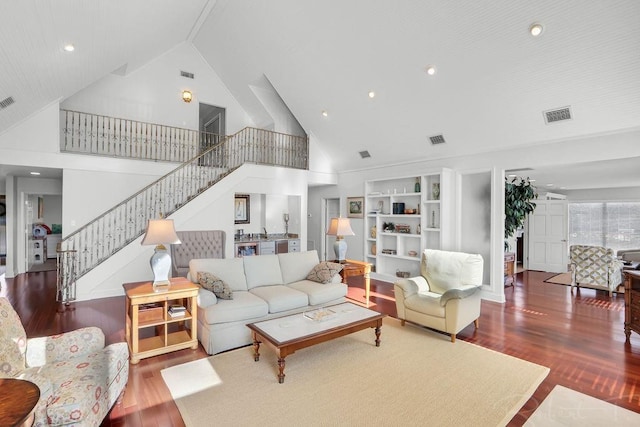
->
504 176 537 250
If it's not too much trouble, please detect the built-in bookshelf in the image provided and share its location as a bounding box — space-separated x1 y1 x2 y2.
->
364 169 454 282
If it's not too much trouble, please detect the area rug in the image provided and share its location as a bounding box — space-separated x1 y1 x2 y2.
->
28 259 56 272
544 272 572 285
161 358 222 400
525 385 640 426
166 317 549 427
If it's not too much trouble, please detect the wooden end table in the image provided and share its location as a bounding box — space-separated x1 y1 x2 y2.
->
0 378 40 427
123 277 199 364
333 259 372 307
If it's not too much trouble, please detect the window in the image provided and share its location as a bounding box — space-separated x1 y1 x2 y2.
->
568 202 640 254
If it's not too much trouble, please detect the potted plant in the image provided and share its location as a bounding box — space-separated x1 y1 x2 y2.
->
504 176 537 251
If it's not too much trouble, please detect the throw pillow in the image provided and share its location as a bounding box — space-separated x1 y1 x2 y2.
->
197 272 233 300
307 262 343 284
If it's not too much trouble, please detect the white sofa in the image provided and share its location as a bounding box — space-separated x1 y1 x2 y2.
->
188 250 347 354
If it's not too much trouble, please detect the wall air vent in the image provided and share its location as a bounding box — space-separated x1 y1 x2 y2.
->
429 134 446 145
543 106 572 124
0 96 15 109
180 70 195 79
359 150 371 159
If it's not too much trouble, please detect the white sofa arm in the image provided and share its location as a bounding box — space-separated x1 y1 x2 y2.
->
394 276 429 299
439 284 481 307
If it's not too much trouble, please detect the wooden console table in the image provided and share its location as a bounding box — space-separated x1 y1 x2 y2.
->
333 259 372 307
624 270 640 342
123 277 199 364
504 252 516 287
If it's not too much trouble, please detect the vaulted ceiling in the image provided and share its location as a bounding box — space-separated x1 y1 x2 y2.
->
1 0 640 187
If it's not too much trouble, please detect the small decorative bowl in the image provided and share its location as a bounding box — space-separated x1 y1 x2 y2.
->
408 250 417 257
404 209 416 214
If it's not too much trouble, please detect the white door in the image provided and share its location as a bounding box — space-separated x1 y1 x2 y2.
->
527 200 568 272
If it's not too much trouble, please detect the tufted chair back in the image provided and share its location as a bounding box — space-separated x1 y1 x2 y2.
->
171 230 225 277
0 297 27 378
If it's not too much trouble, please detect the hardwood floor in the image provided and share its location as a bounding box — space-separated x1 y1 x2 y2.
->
2 269 640 426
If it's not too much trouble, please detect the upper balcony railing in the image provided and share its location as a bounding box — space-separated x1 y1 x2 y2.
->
60 109 221 162
56 112 307 297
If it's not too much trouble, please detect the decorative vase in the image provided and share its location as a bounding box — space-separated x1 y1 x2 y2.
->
370 225 377 238
414 177 421 193
432 183 440 200
371 243 377 255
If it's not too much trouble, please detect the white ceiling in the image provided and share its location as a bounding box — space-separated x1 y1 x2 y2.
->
1 0 640 190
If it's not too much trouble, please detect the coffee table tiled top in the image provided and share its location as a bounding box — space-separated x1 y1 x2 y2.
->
251 302 381 343
248 302 385 383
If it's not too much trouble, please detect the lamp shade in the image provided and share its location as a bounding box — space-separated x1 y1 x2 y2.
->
141 219 181 246
326 217 355 237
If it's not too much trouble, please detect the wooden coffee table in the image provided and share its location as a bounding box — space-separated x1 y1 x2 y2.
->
247 302 385 383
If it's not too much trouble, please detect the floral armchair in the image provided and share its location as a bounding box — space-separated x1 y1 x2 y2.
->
569 245 624 296
0 297 129 426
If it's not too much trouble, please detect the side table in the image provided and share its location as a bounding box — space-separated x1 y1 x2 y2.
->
504 252 516 287
333 259 372 307
0 378 40 427
123 277 199 364
624 270 640 342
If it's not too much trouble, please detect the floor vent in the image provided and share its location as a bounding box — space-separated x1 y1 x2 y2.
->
429 134 446 145
180 70 195 79
543 106 572 124
359 150 371 159
0 96 15 109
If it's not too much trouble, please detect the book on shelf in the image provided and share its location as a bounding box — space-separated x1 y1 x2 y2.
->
168 311 186 318
168 304 186 312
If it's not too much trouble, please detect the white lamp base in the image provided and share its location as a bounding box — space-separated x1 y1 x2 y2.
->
333 237 347 263
150 245 172 292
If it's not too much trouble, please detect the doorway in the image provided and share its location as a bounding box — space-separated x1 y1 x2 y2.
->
322 198 339 261
199 103 226 151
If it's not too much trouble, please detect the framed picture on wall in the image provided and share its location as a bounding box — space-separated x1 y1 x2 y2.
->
234 194 250 224
347 196 364 218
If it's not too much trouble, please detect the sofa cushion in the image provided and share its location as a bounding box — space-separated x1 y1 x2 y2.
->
189 258 248 291
278 250 321 284
306 261 343 284
249 285 308 313
421 249 483 294
197 272 233 300
404 292 446 317
243 255 284 289
37 342 129 426
201 291 268 324
288 280 348 306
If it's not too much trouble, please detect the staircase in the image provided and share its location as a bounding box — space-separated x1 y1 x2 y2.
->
57 110 308 302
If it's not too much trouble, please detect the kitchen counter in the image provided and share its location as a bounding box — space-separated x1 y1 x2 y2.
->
234 233 299 243
235 234 300 257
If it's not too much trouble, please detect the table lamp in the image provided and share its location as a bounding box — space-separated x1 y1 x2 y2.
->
326 217 355 263
141 218 181 291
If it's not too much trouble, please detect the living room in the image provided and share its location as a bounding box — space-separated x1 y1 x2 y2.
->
2 1 640 425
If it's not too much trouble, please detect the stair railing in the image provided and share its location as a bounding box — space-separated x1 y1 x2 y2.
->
58 125 308 288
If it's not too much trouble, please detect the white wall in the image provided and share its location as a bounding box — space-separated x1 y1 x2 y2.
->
62 42 253 134
563 186 640 202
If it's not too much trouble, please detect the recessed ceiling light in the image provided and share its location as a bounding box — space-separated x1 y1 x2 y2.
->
321 110 328 117
529 179 536 182
368 91 375 98
507 174 517 178
63 44 75 52
529 23 544 37
30 171 41 175
425 65 437 76
547 183 554 187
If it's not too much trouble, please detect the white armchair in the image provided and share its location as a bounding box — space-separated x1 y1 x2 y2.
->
394 249 484 342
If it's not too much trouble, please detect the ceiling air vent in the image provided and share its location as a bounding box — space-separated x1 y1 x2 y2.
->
543 106 572 124
180 70 195 79
429 134 446 145
0 96 15 109
359 150 371 159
